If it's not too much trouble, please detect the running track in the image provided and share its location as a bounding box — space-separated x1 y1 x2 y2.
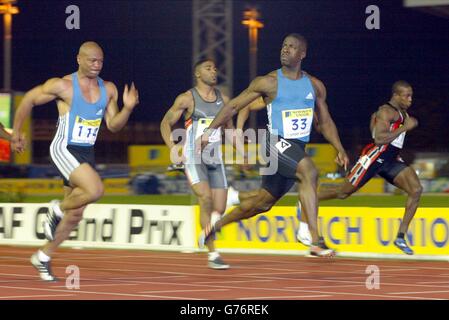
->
0 245 448 300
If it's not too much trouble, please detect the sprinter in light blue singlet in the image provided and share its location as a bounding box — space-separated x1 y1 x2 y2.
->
267 68 316 143
49 71 108 187
12 41 139 281
198 33 349 258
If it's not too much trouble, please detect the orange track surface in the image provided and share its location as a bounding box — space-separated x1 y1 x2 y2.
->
0 245 448 300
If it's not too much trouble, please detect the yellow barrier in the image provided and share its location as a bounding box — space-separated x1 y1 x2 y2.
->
196 206 449 256
128 145 171 167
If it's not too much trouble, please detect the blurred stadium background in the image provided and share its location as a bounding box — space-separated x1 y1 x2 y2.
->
0 1 448 209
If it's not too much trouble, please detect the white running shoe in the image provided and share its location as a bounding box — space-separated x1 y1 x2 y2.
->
297 222 312 247
226 186 240 207
30 253 58 282
208 255 230 270
43 200 63 241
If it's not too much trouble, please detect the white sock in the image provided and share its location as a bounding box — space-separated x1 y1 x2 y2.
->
37 250 51 262
208 251 220 261
210 211 221 227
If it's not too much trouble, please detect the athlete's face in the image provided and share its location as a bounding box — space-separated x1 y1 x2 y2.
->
196 61 217 86
280 36 305 67
77 48 104 78
394 87 413 109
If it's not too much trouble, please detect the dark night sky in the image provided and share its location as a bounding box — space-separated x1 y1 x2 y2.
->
2 0 449 151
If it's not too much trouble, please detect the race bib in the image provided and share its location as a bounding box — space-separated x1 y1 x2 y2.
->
282 108 313 139
391 129 406 149
196 118 221 143
71 116 101 145
275 138 292 154
359 155 372 170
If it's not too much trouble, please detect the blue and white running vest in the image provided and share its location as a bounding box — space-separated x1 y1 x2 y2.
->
61 72 108 147
267 69 316 143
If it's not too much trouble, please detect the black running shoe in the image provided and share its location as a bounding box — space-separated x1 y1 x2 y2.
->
30 253 58 282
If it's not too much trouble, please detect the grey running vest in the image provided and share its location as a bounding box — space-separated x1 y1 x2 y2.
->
184 88 224 160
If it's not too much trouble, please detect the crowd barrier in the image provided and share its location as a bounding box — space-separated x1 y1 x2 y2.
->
1 203 448 261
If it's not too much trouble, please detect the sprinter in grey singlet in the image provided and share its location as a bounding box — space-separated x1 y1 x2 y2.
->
161 59 238 269
183 87 227 188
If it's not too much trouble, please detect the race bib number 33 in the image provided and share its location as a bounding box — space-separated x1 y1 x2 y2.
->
71 116 102 145
282 108 313 139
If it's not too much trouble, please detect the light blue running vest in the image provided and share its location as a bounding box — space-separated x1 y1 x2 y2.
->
65 72 108 146
267 69 316 142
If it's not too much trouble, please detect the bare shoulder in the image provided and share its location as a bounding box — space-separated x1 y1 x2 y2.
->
175 90 194 108
42 77 72 94
103 81 119 95
376 104 396 121
264 70 278 83
250 71 277 92
378 104 394 113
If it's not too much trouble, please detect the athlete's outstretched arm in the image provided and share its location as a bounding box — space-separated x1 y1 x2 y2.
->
207 76 271 132
311 77 349 170
104 82 139 133
160 93 191 150
12 78 68 153
236 97 265 130
199 76 271 151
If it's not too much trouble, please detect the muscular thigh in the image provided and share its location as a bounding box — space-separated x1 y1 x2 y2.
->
211 188 227 213
379 159 408 186
69 163 102 192
261 172 295 200
391 166 420 193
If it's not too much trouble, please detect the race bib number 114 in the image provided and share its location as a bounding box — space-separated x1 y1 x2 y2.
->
71 116 101 145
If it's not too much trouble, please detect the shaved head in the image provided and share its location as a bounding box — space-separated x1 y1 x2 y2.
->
78 41 103 56
392 80 412 95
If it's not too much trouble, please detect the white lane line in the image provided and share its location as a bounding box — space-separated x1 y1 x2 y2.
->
0 294 75 299
140 289 229 294
238 295 333 299
197 279 273 285
388 290 449 295
51 283 139 288
0 285 203 300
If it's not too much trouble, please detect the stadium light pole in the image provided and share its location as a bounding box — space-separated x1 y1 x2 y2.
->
0 0 19 91
242 8 263 130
